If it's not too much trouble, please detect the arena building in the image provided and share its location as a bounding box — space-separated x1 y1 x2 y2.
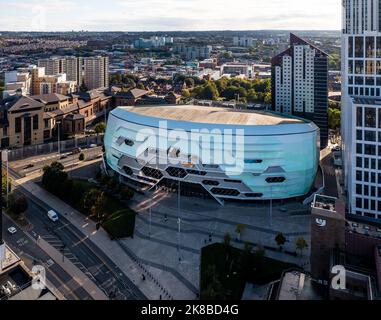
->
104 105 319 204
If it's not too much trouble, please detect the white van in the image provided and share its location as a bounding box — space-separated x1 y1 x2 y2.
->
47 210 59 222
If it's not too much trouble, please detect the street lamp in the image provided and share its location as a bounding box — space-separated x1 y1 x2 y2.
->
177 180 181 262
56 121 61 158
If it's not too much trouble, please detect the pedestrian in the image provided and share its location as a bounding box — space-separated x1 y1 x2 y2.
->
164 214 168 222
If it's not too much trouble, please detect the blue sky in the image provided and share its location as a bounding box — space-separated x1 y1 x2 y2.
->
1 0 341 31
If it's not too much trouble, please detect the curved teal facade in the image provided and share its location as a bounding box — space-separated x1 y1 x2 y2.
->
104 106 319 201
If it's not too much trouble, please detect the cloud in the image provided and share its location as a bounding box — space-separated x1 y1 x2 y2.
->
0 0 341 31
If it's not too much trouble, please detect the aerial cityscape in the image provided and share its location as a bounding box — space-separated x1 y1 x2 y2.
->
0 0 380 312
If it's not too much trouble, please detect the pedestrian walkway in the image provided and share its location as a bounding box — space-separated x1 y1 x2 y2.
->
15 178 196 300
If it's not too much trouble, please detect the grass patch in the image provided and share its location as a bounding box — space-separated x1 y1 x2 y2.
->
200 243 296 300
102 209 136 239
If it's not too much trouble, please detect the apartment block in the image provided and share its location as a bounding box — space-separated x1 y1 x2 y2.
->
271 33 329 148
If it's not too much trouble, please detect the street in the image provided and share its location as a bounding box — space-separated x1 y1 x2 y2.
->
2 214 92 300
11 185 146 300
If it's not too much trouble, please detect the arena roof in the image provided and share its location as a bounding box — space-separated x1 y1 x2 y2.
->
118 105 306 126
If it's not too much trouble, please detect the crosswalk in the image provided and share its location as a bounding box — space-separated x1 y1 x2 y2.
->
42 234 126 300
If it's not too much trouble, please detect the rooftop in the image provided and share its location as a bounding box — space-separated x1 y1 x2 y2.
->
119 104 306 126
277 270 325 300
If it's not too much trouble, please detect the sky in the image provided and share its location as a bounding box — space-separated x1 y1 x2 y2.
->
0 0 341 32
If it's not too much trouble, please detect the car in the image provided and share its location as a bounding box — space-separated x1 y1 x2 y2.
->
89 144 97 148
47 210 59 222
24 164 34 169
71 147 82 155
60 155 68 160
7 227 17 235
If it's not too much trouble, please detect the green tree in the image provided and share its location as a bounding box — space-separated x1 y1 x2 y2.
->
184 77 195 88
42 162 71 198
328 107 341 129
275 233 287 251
94 122 106 135
198 83 219 100
83 189 106 222
295 237 308 256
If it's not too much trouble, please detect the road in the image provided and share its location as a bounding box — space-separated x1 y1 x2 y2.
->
9 146 103 177
2 214 93 300
11 185 147 300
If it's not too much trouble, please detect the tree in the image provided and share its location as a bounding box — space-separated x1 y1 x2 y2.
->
295 237 308 256
7 194 28 217
235 224 246 241
196 83 219 100
275 233 287 251
42 162 71 198
181 89 190 100
328 107 341 129
83 189 106 222
2 168 11 197
184 77 195 88
15 196 28 214
94 122 106 135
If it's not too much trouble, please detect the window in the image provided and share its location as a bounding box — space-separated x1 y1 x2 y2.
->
366 61 374 74
44 119 49 129
244 193 263 198
33 115 39 130
186 169 207 176
364 130 376 141
244 159 263 164
224 179 242 184
365 108 376 127
355 61 364 74
266 177 286 183
366 37 375 57
355 37 364 57
211 188 240 197
356 107 363 127
124 139 134 147
202 180 219 186
141 166 163 179
356 143 363 154
364 144 376 155
356 130 363 140
15 117 21 133
377 37 381 57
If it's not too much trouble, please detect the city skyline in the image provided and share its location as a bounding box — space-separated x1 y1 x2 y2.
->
1 0 341 32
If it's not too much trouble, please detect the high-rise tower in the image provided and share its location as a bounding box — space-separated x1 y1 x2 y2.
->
342 0 381 222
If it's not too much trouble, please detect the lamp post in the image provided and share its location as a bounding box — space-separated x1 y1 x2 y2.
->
57 121 61 158
177 180 181 262
0 150 5 268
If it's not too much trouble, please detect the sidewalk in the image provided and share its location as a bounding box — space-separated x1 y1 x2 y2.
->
15 178 196 300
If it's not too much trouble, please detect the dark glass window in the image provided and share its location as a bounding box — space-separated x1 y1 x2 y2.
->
356 130 363 140
366 60 374 74
364 144 376 155
356 107 363 127
364 130 376 141
349 36 353 58
355 60 364 74
377 37 381 57
365 108 376 127
355 37 364 57
366 37 375 57
356 143 363 154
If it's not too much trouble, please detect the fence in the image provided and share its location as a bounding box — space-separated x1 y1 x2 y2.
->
8 135 104 162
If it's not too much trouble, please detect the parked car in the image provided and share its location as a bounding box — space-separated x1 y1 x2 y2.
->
71 147 82 155
7 226 17 235
90 144 97 148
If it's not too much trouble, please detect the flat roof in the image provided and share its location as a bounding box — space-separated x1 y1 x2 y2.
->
119 105 306 126
277 271 325 300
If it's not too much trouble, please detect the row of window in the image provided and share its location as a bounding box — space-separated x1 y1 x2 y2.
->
356 143 381 156
355 170 381 184
355 197 381 212
356 184 381 198
356 107 381 128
